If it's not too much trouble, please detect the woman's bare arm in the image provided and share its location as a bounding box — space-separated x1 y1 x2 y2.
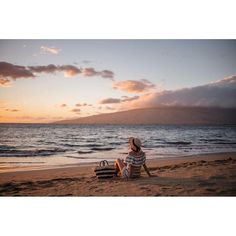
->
143 163 152 177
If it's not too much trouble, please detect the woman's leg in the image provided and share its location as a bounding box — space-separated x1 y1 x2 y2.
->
115 158 125 175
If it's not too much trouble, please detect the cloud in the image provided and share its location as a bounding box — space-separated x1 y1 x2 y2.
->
113 79 155 93
82 68 98 77
210 75 236 87
5 109 19 112
100 70 114 80
0 61 35 80
75 103 92 107
20 115 64 122
40 46 61 55
60 104 67 107
71 108 81 113
120 75 236 109
59 65 81 77
28 64 81 77
99 95 139 104
28 64 58 74
0 61 114 86
122 95 140 102
105 106 116 110
82 68 114 80
0 77 12 87
99 98 121 104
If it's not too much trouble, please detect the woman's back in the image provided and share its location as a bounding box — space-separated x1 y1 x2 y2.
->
125 150 146 167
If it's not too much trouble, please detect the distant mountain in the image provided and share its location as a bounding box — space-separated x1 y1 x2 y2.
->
53 107 236 125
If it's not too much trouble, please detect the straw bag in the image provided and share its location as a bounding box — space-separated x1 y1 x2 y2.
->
94 160 116 179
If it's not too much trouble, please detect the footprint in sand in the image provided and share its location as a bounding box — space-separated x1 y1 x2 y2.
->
95 188 103 192
161 187 171 190
89 186 98 190
139 186 151 192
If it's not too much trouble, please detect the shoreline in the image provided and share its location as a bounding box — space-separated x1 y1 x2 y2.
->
1 151 236 174
0 152 236 196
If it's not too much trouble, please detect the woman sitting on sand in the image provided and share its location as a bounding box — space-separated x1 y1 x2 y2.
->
115 137 152 178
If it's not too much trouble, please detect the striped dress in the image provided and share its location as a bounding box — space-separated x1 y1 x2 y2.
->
122 151 146 178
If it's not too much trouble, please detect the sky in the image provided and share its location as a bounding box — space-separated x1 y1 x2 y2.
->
0 40 236 123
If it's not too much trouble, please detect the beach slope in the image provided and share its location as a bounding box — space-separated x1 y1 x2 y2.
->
0 153 236 196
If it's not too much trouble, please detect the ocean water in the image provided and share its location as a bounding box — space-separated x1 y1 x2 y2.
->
0 124 236 170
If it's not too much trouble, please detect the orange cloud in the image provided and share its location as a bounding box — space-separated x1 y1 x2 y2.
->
0 77 12 87
60 104 67 107
113 79 155 93
59 65 81 77
71 108 81 113
40 46 61 55
5 109 19 112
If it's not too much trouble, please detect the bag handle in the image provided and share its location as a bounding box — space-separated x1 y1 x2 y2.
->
100 160 109 167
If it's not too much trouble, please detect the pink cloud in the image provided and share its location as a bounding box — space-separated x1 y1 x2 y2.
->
82 68 98 77
59 65 81 77
113 79 155 93
120 75 236 109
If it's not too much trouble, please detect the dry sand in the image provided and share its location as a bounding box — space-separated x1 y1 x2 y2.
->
0 153 236 196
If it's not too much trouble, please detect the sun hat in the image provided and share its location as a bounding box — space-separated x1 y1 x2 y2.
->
129 137 142 152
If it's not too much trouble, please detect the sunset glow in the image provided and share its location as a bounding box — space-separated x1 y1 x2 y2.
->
0 40 236 123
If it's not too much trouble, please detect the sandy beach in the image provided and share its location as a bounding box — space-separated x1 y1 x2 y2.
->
0 152 236 196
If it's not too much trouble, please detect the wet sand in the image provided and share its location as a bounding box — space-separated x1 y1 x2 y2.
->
0 153 236 196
